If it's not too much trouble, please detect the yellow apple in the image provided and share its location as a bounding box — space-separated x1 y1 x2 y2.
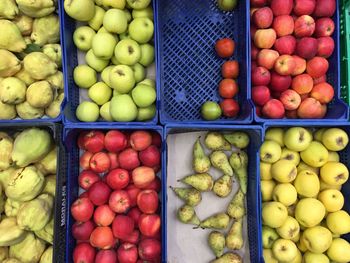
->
295 198 325 227
271 159 297 183
290 249 302 263
265 128 285 147
318 189 344 212
303 251 330 263
291 231 300 243
297 233 308 252
272 183 297 206
326 210 350 235
284 127 312 152
260 162 272 180
280 148 300 165
263 249 278 263
261 180 276 202
262 226 279 249
262 201 288 228
320 162 349 186
302 226 332 253
327 238 350 263
300 141 329 167
260 140 282 163
327 151 340 162
293 170 320 197
319 179 342 191
276 216 300 240
272 239 298 262
322 128 349 151
314 128 326 142
297 161 320 175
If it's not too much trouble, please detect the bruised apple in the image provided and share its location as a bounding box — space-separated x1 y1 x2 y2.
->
297 98 327 119
310 82 334 104
280 90 301 110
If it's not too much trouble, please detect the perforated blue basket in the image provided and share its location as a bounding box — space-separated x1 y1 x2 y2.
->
254 0 349 123
63 124 164 263
163 124 263 262
157 0 253 124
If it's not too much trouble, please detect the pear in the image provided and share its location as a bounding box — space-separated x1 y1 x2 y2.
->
263 249 278 263
0 49 21 77
0 132 13 170
226 218 243 250
16 0 56 9
0 217 27 246
13 14 33 35
0 0 19 19
26 81 53 108
227 189 245 219
45 92 64 118
0 20 26 52
0 100 16 119
208 231 225 258
16 0 55 18
326 210 350 235
35 146 57 175
199 213 230 230
64 0 96 22
205 132 231 151
224 131 250 149
193 137 211 173
210 151 233 176
179 173 213 192
327 238 350 263
46 71 63 89
31 14 60 46
229 151 248 194
14 67 35 86
42 43 62 67
170 186 202 206
213 175 232 198
0 77 27 105
177 204 200 225
210 252 242 263
23 52 57 80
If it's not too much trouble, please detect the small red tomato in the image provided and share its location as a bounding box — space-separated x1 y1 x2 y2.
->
218 79 239 98
215 38 235 58
222 60 239 79
220 99 240 117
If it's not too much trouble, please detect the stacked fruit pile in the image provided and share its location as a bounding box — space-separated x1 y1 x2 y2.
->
0 128 57 262
251 0 336 119
260 127 350 262
0 0 64 120
64 0 156 122
71 130 162 262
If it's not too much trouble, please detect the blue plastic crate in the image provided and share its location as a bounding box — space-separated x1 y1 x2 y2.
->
60 0 159 125
63 124 164 263
163 124 263 262
254 0 349 123
157 0 253 124
261 122 350 263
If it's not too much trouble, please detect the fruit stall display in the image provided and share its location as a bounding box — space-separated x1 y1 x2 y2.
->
62 0 158 123
65 126 162 262
251 0 349 121
0 0 65 121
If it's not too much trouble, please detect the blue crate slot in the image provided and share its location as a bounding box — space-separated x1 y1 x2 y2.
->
254 0 349 123
157 0 253 124
60 0 159 125
64 124 164 263
163 124 263 262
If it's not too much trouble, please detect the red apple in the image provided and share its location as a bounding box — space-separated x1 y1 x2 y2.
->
218 79 239 98
270 0 293 16
306 56 329 78
79 152 93 170
256 49 279 69
137 190 159 214
272 15 294 37
274 35 296 55
215 38 235 58
317 37 335 58
128 207 142 227
251 0 267 7
90 226 114 249
108 152 119 170
138 214 161 237
151 132 161 148
313 0 336 18
270 72 292 92
118 148 140 170
109 190 131 213
294 0 316 16
94 204 115 226
132 166 156 188
95 250 117 263
262 99 285 118
291 55 307 75
310 82 334 103
280 89 302 110
315 18 335 37
252 66 271 86
297 97 326 118
122 229 140 244
83 131 105 153
104 130 127 152
138 238 161 261
90 152 111 173
251 44 260 60
139 145 161 169
252 86 270 106
294 15 315 37
221 60 239 79
254 29 276 49
126 184 142 207
72 220 95 241
130 131 152 151
112 215 135 239
274 55 296 75
220 99 240 118
79 192 89 199
73 242 96 263
106 168 130 190
253 7 273 29
296 37 318 59
71 197 94 222
88 181 112 206
118 243 138 263
292 73 314 94
145 176 161 192
313 75 327 85
78 170 100 190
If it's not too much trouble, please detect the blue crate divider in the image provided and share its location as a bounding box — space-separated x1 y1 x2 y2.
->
262 122 350 262
254 0 349 123
63 124 164 263
157 0 253 124
163 124 263 262
60 0 159 125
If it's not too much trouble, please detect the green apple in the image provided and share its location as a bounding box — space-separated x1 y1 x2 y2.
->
132 6 153 20
73 65 97 88
119 31 131 40
320 162 349 186
92 32 117 59
100 101 113 121
265 128 285 147
139 43 154 66
272 239 298 262
284 127 312 152
95 0 103 5
262 226 279 249
218 0 238 11
302 226 332 253
314 128 326 142
111 55 120 65
318 189 344 212
129 17 154 44
261 180 276 202
327 238 350 262
124 9 132 23
102 0 126 9
260 162 272 180
262 201 288 228
97 27 108 34
326 210 350 235
113 89 122 97
276 216 300 240
272 183 297 206
260 141 281 163
132 63 145 83
139 78 155 89
114 39 141 65
132 83 156 107
322 128 349 151
110 94 137 121
88 5 105 31
76 101 99 122
64 0 96 21
294 170 320 198
136 103 156 121
126 0 151 9
295 198 325 227
88 82 112 105
200 101 222 120
85 49 109 72
103 9 127 34
303 252 330 263
109 65 135 93
271 160 297 183
263 249 278 263
73 26 96 51
280 148 300 166
101 65 114 87
301 141 329 168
